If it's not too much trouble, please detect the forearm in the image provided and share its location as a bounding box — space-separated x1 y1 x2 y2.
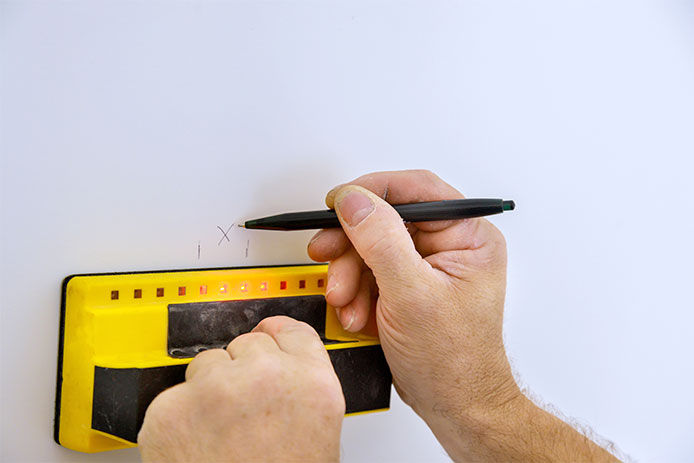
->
424 392 619 463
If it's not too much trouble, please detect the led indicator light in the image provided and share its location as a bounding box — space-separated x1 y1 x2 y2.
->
240 282 248 292
280 281 287 290
260 281 268 291
220 284 228 294
299 280 306 289
134 289 142 299
156 288 164 297
178 286 186 296
111 290 119 300
200 285 207 295
317 279 324 288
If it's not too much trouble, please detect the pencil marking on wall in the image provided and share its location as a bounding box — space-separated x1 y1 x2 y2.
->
245 239 249 258
217 225 234 246
197 241 201 260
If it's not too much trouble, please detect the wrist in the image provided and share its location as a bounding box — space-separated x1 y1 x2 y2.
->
420 380 618 463
414 355 524 461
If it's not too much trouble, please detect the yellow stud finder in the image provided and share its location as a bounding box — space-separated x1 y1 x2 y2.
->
54 264 391 453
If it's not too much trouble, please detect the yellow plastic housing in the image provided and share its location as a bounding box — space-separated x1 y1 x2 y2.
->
55 264 382 453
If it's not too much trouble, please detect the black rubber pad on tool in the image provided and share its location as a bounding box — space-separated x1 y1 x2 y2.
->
92 365 186 443
91 346 391 443
330 345 392 414
167 295 327 358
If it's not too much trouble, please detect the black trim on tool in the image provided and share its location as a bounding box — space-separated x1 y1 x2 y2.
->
53 263 325 445
167 296 327 358
89 345 391 443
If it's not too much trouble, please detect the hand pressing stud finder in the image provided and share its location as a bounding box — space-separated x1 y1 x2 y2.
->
138 316 344 462
307 170 620 462
139 169 621 462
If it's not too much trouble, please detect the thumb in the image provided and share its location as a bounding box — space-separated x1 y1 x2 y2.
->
333 185 425 294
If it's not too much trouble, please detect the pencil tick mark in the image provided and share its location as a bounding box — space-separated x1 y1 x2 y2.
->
197 240 201 260
245 239 249 258
217 225 234 246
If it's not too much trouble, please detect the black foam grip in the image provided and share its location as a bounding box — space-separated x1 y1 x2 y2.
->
167 296 327 357
91 345 391 443
92 365 186 443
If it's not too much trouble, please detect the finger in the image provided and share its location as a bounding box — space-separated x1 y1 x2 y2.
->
332 185 426 294
185 348 231 382
252 316 329 363
412 217 503 256
335 269 376 333
423 232 507 279
326 169 465 233
325 246 363 308
225 332 279 360
307 228 351 262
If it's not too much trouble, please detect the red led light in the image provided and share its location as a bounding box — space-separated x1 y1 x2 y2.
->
240 282 248 292
260 281 268 291
134 289 142 299
200 285 207 295
317 279 324 288
111 290 119 300
220 284 228 294
156 288 164 297
178 286 186 296
299 280 306 289
280 281 287 290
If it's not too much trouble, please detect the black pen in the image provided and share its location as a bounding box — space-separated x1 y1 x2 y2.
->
239 198 515 231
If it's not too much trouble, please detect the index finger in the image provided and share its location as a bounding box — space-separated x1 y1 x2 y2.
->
325 169 465 232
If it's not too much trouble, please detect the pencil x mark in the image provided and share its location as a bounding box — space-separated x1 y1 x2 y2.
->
217 224 234 246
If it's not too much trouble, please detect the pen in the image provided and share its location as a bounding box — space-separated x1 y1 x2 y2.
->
239 198 515 231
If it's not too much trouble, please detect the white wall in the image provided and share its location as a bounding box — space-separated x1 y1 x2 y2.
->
2 1 693 461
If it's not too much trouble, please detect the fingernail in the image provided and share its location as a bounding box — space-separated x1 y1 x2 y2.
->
341 308 356 331
308 230 324 247
337 190 374 227
326 184 345 206
325 278 338 296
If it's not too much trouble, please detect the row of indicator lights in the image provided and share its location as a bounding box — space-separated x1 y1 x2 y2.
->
110 278 325 300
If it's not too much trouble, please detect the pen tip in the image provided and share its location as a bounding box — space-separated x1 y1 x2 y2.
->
237 224 245 228
502 200 515 211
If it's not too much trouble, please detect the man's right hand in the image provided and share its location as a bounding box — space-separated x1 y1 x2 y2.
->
308 169 618 462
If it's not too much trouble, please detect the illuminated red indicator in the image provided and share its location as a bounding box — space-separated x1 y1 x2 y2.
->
280 281 287 290
134 289 142 299
240 282 248 292
260 281 268 291
111 290 119 300
200 285 207 295
220 284 228 294
317 279 324 288
299 280 306 289
178 286 186 296
157 288 164 297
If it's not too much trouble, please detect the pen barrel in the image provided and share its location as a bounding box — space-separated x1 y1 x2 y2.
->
394 198 506 222
244 211 340 230
243 198 511 230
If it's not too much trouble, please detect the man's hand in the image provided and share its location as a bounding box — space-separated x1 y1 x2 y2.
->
138 316 345 463
308 169 618 462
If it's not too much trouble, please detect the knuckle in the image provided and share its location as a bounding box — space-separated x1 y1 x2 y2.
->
251 354 284 377
284 319 318 337
416 168 436 178
201 361 231 382
228 331 266 350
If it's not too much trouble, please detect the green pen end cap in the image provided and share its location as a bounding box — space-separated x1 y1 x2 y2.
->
502 200 515 211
